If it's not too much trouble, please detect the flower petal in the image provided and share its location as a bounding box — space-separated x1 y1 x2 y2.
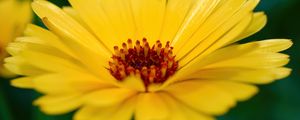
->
41 18 116 82
197 39 292 68
251 39 293 52
209 81 258 101
172 0 253 57
166 39 292 86
162 42 258 87
99 0 137 43
32 0 108 54
190 80 258 101
5 56 45 76
204 53 289 69
0 0 31 44
119 76 145 92
84 88 137 107
33 73 113 94
32 2 112 81
135 93 170 120
165 80 236 115
159 0 195 43
171 0 221 48
179 13 253 67
177 0 260 67
188 67 291 84
10 77 34 89
68 0 135 50
34 94 83 115
74 97 136 120
130 0 167 44
13 0 32 38
62 7 88 28
236 12 267 41
160 92 214 120
8 37 76 62
0 0 17 43
23 24 76 58
16 50 83 73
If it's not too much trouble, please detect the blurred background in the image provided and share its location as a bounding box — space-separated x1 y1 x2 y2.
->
0 0 299 120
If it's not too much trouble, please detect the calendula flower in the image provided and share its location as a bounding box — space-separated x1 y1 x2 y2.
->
6 0 292 119
0 0 31 77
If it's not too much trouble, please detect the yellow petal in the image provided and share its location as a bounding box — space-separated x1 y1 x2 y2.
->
99 0 137 43
33 73 113 94
68 0 129 51
162 42 258 87
165 80 236 115
0 0 31 45
32 0 109 55
62 6 87 27
161 96 187 120
252 39 293 52
183 107 215 120
13 0 32 40
204 52 289 69
9 37 76 62
160 92 214 120
41 18 116 82
0 66 16 78
5 56 45 76
236 12 267 41
177 0 259 66
197 39 292 69
119 76 145 92
62 6 79 19
135 93 169 120
17 50 84 73
272 67 292 80
10 77 34 89
188 67 291 84
179 13 252 67
84 88 137 107
0 0 16 43
34 94 83 115
172 0 249 55
24 24 76 58
159 0 194 43
130 0 167 44
172 0 221 48
167 39 291 86
74 96 136 120
200 80 258 101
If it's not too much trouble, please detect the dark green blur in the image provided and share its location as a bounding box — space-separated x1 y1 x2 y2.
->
0 0 299 120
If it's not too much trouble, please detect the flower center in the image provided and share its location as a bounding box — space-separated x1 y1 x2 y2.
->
108 38 178 89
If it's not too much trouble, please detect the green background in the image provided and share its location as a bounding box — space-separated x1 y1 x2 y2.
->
1 0 300 120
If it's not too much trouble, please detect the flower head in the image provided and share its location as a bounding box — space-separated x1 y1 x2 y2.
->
0 0 32 77
6 0 292 120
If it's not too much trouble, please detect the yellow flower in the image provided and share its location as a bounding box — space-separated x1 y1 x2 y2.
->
0 0 31 77
6 0 292 120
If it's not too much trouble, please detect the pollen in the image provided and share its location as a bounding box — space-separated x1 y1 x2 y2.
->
108 38 178 89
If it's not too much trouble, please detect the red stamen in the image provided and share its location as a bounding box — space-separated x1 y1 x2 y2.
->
122 43 128 54
161 62 167 78
127 39 133 48
108 38 179 91
135 69 141 78
120 49 125 61
114 46 120 57
135 40 141 54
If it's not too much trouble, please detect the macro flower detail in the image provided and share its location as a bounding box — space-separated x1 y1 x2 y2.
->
109 39 178 91
0 0 31 76
5 0 292 120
